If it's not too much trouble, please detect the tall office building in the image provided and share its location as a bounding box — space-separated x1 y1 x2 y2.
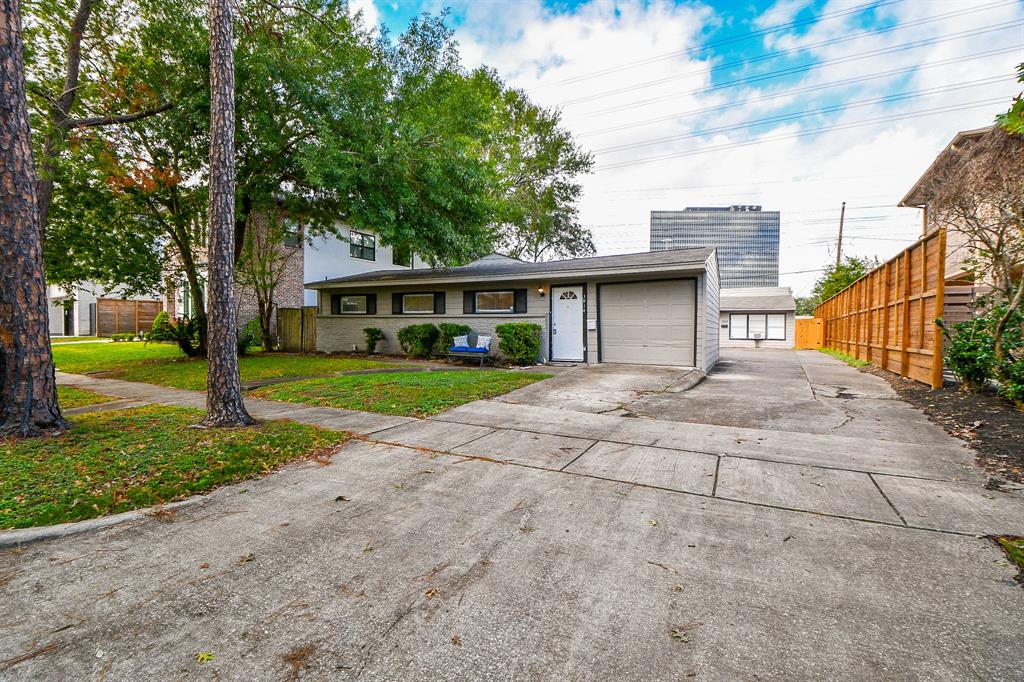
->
650 205 780 288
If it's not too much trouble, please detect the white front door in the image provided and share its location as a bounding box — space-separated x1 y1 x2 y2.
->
551 285 584 361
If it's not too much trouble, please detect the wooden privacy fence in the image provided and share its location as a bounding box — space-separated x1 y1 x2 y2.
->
97 299 163 337
794 318 823 349
815 229 946 388
277 306 317 352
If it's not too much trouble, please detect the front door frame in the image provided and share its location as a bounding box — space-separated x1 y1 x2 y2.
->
549 282 587 362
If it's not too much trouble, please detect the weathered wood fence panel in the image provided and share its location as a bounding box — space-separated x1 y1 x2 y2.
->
794 318 823 349
815 229 946 388
97 299 163 337
277 306 317 352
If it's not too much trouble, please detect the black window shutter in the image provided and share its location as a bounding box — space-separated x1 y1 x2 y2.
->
331 294 341 315
392 292 403 314
513 289 528 313
463 291 475 314
366 294 377 315
434 292 446 314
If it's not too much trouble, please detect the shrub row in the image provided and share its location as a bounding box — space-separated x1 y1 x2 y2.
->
940 304 1023 407
364 322 542 365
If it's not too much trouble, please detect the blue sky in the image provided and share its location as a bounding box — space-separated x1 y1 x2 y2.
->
353 0 1024 294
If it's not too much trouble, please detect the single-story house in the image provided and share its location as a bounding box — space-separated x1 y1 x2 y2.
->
719 286 796 349
306 248 721 370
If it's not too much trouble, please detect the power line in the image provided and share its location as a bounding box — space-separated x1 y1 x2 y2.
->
579 21 1024 119
597 97 1006 170
591 77 1008 154
555 0 1016 107
529 0 905 90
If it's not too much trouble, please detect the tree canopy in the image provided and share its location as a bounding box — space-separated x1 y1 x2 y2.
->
804 255 880 313
24 0 595 298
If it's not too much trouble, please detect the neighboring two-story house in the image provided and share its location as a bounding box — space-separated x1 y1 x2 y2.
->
897 125 1012 324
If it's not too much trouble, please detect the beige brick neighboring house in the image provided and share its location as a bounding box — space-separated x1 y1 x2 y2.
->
899 126 991 287
161 215 421 337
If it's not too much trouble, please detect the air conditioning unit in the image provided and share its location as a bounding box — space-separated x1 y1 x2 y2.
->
752 332 763 340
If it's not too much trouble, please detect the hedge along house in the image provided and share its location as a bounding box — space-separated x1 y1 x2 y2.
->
307 248 721 370
719 286 796 349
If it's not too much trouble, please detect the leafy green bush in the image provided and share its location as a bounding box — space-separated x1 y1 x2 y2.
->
938 316 995 392
363 327 385 353
437 322 471 353
1000 358 1024 406
110 333 135 342
237 319 261 356
397 323 439 359
151 310 170 336
146 314 206 358
495 322 542 365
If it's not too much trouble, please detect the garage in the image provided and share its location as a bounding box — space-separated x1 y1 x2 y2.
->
599 279 697 366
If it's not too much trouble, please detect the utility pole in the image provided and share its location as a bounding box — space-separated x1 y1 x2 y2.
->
835 201 846 267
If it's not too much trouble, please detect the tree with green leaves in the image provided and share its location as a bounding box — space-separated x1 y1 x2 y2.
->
807 255 880 312
997 62 1024 135
484 82 595 262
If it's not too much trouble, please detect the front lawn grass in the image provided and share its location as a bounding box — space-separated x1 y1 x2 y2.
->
57 385 116 409
0 405 348 529
819 347 871 368
249 370 551 417
53 342 398 390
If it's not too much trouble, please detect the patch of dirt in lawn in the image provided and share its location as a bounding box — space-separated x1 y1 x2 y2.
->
862 366 1024 484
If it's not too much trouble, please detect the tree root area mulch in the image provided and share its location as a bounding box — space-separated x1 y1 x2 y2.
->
862 366 1024 485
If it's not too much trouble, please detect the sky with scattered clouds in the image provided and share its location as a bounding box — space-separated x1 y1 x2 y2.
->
353 0 1023 295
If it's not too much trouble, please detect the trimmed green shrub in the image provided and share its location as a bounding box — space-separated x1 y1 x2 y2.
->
397 323 439 359
1000 358 1024 407
437 322 471 353
496 322 542 366
938 316 995 392
237 319 261 356
363 327 385 353
151 310 170 336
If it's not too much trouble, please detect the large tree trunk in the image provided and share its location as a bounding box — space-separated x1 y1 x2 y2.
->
203 0 254 427
0 0 68 437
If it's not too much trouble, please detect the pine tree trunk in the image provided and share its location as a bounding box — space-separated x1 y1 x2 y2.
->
203 0 254 427
0 0 69 437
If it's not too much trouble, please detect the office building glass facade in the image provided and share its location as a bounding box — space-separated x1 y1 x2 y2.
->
650 206 780 288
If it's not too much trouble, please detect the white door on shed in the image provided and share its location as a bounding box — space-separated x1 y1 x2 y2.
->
599 280 696 366
551 285 584 361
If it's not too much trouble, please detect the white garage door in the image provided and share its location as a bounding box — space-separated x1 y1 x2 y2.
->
600 280 696 366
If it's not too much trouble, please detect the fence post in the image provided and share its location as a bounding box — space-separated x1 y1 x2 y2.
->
931 229 947 389
900 249 911 378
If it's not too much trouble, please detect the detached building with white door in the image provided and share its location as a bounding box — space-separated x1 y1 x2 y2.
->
719 286 796 349
307 248 721 370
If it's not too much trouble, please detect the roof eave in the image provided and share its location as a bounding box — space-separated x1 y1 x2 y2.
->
306 261 708 290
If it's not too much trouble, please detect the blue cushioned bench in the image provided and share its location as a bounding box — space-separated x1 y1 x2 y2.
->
448 333 492 367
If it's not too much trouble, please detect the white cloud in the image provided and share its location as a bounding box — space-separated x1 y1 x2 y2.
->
447 0 1023 295
754 0 815 29
349 0 381 30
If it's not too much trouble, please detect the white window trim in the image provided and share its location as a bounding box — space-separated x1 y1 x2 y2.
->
729 312 787 340
335 294 369 315
475 290 515 314
402 293 434 315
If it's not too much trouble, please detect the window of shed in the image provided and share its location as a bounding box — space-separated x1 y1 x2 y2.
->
403 293 434 314
475 291 515 313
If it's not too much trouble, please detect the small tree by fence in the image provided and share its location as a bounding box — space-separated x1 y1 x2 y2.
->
815 230 946 388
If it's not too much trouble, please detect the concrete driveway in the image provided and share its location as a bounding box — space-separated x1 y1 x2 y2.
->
2 350 1023 679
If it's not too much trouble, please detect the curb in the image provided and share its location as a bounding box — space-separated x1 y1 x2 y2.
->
665 370 707 394
0 496 207 550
